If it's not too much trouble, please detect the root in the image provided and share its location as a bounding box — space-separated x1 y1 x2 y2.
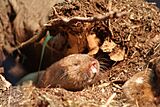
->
5 10 127 54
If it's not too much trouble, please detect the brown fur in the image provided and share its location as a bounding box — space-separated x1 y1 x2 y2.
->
19 54 100 91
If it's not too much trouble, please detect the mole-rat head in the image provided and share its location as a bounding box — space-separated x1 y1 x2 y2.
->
60 54 100 83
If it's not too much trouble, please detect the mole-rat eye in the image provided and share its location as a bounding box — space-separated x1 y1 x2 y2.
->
73 60 80 66
74 62 79 66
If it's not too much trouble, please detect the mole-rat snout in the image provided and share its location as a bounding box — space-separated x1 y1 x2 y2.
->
87 60 99 82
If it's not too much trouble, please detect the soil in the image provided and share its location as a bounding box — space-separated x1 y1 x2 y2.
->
0 0 160 107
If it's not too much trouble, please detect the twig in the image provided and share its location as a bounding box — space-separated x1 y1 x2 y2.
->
8 89 11 107
6 10 127 53
45 11 127 27
52 7 59 18
108 0 114 37
4 26 47 53
101 93 116 107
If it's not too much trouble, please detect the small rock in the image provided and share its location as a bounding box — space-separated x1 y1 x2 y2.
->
0 74 11 90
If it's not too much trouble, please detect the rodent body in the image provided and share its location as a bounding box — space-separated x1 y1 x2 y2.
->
18 54 100 90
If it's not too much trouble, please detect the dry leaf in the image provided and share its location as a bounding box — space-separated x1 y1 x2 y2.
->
100 39 117 53
87 34 100 55
66 32 87 55
47 33 66 50
66 33 79 54
0 67 4 74
109 47 125 61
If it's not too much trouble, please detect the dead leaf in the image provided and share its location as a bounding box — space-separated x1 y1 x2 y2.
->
0 67 4 74
109 47 125 61
67 33 79 54
100 39 117 53
47 33 66 50
87 34 100 55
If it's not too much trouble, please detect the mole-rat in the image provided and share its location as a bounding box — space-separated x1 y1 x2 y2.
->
122 58 160 106
18 54 100 91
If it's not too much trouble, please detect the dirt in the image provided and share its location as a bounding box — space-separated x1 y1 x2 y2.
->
0 0 160 107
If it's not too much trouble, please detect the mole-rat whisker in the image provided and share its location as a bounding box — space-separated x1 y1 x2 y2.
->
83 72 89 81
99 67 105 70
100 65 108 69
97 57 109 62
99 68 103 72
100 66 108 72
99 61 110 65
59 72 68 80
99 62 108 66
100 68 107 72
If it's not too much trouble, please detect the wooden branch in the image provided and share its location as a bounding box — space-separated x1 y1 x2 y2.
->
6 11 127 53
45 11 127 27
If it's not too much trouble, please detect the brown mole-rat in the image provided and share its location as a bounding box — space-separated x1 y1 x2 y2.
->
18 54 100 90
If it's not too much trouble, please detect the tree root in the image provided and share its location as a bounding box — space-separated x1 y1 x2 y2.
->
4 10 127 54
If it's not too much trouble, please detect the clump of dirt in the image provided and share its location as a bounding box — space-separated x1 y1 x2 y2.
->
0 0 160 106
49 0 160 81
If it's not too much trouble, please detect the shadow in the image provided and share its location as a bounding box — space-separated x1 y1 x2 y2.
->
146 0 160 8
